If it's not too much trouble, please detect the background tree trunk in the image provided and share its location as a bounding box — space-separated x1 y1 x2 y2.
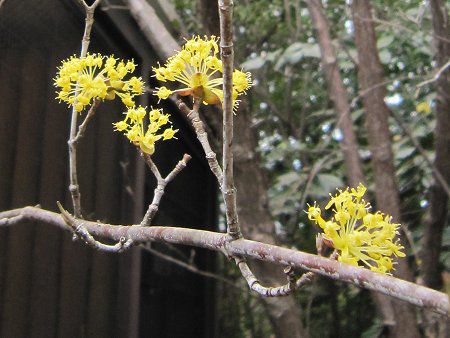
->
235 103 309 338
351 1 420 337
199 1 308 336
421 1 450 336
305 0 397 332
305 0 364 188
421 0 450 291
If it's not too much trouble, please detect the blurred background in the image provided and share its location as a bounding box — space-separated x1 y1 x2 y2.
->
0 0 448 337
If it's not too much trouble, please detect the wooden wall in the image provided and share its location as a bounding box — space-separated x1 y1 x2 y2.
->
0 0 217 337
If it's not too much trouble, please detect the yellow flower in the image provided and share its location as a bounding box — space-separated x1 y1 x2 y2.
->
152 35 252 110
162 128 177 140
416 101 431 114
113 106 178 154
54 53 145 112
306 183 405 274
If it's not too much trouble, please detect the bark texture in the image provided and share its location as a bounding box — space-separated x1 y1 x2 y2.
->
421 0 450 290
351 1 420 337
305 0 396 330
421 1 450 336
1 206 449 316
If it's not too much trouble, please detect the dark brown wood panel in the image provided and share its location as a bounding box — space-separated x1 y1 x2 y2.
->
0 1 218 337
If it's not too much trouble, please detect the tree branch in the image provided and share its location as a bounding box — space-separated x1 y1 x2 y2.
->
58 201 133 252
390 108 450 198
416 59 450 93
219 0 241 239
0 206 448 315
68 0 104 218
177 100 223 183
140 153 191 227
123 0 179 60
71 99 101 145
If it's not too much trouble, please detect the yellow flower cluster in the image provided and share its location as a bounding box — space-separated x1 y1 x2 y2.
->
307 183 405 274
153 36 252 110
54 53 144 112
113 106 178 155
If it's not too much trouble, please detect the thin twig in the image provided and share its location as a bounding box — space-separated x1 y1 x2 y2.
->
416 59 450 95
390 109 450 197
144 246 243 290
351 75 410 107
140 153 192 226
219 0 241 239
235 258 298 296
57 202 133 252
235 238 337 297
298 152 336 209
68 0 104 218
358 15 450 44
71 99 101 145
177 100 223 183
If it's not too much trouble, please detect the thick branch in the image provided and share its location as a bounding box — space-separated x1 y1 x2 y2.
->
0 206 448 315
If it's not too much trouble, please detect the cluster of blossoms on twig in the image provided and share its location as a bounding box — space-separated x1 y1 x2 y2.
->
307 183 405 274
113 106 177 155
54 53 178 154
153 36 252 109
54 53 144 112
53 37 254 155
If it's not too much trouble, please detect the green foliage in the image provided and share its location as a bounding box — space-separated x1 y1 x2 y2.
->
172 0 443 336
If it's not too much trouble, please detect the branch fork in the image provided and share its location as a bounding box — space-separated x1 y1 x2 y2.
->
58 201 133 253
58 152 191 252
140 152 192 227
